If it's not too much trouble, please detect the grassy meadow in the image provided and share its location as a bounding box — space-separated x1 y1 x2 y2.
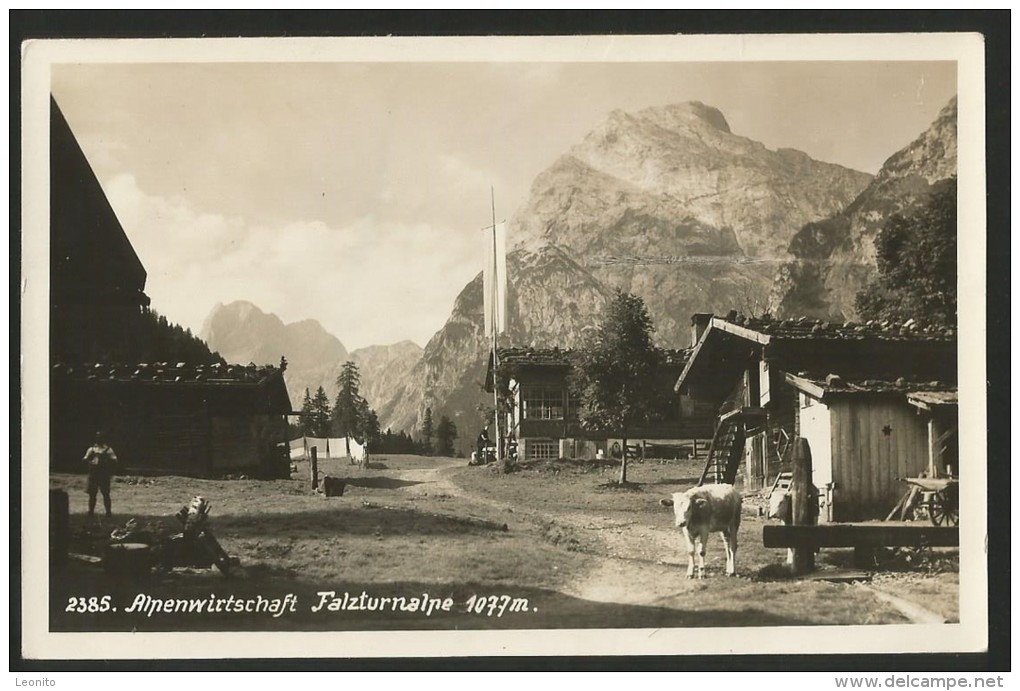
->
48 453 958 631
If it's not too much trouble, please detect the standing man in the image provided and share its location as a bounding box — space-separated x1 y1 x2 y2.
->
83 431 118 519
476 428 490 464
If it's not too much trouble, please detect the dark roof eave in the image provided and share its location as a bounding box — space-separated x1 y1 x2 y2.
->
674 319 761 392
674 334 706 392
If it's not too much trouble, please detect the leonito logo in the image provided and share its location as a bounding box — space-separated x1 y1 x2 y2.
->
15 680 57 687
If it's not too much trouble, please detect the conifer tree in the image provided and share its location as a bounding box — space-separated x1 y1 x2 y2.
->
421 407 434 455
571 290 668 484
435 415 458 456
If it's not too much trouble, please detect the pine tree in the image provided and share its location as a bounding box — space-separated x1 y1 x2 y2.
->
311 386 332 437
133 309 224 365
571 290 668 484
298 388 315 436
332 361 367 456
435 415 458 456
421 407 434 455
363 406 381 448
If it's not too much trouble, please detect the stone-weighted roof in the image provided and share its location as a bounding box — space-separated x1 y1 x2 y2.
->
715 311 956 343
52 361 285 386
496 346 691 368
786 372 957 399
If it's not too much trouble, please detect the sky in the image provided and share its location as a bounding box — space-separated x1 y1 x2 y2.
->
51 60 956 351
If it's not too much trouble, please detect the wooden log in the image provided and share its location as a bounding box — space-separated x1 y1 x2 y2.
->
310 446 318 491
763 524 960 549
50 489 70 565
791 437 815 574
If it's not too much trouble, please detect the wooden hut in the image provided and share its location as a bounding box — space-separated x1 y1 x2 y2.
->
50 96 151 364
784 374 957 521
51 362 294 478
486 347 714 461
46 98 296 478
675 312 957 520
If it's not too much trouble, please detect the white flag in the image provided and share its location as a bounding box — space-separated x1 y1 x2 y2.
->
483 221 507 335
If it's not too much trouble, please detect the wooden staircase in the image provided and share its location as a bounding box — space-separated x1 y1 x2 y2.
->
697 408 766 486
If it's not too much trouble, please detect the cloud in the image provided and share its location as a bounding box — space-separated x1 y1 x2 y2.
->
438 154 497 195
103 175 481 350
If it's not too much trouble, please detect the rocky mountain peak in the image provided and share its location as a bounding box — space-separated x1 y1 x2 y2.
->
201 301 347 403
649 100 732 133
200 300 285 353
366 97 961 446
200 300 422 416
879 95 957 185
376 100 877 440
514 101 871 263
772 95 958 321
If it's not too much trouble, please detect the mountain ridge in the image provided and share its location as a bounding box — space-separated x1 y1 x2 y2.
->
771 96 958 319
200 301 421 413
198 98 956 448
377 100 876 442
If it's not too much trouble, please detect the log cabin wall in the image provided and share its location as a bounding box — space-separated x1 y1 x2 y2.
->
497 349 715 461
210 415 260 472
50 365 291 477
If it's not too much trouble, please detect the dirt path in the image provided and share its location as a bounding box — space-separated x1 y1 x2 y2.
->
385 458 718 608
381 458 951 624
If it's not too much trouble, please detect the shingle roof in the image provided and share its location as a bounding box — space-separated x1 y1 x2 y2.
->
52 361 284 386
715 312 956 343
497 347 572 367
907 390 959 407
786 372 957 399
496 346 691 368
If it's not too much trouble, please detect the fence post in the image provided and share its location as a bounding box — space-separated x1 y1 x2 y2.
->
310 446 318 491
791 437 815 574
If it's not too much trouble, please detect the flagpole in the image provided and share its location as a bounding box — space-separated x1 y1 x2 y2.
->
490 186 502 466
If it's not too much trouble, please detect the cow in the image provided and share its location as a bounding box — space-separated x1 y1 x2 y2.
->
661 484 742 579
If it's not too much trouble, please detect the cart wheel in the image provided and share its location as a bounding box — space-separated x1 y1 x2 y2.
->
929 493 959 527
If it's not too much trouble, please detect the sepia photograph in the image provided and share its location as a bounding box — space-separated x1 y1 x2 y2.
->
19 31 990 662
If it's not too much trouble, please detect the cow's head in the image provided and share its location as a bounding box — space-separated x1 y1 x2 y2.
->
674 491 709 528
